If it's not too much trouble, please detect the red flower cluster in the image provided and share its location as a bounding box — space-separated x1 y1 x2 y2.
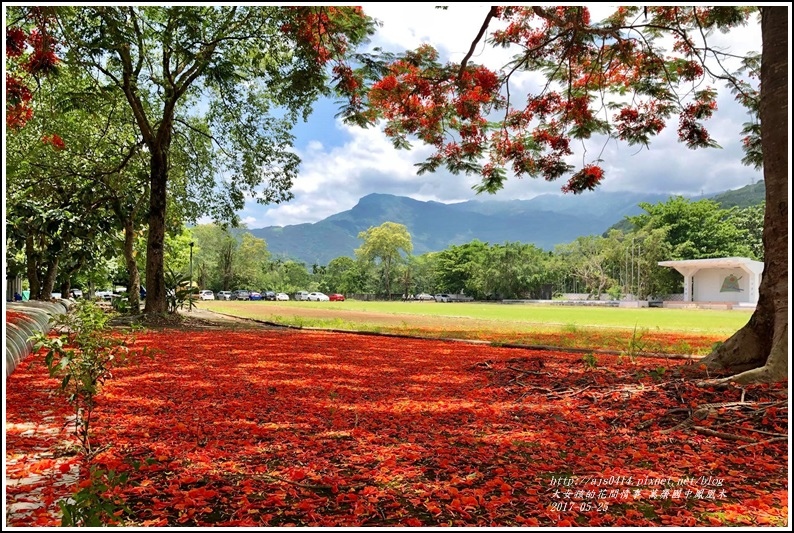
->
41 133 66 150
6 74 34 129
6 12 59 130
6 27 27 57
562 164 605 194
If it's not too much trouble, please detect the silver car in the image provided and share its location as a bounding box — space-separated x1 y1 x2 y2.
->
217 291 232 301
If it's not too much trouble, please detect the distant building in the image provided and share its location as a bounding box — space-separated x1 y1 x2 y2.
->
658 257 763 307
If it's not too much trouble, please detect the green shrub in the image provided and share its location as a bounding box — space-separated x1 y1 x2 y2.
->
165 267 198 314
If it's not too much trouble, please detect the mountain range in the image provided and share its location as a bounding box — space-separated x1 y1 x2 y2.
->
249 181 765 265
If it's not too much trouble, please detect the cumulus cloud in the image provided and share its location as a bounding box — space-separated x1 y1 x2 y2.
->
248 5 763 228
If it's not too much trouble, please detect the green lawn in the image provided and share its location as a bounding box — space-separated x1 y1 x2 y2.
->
197 299 750 335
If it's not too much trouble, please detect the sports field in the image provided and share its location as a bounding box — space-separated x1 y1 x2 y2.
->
195 300 750 355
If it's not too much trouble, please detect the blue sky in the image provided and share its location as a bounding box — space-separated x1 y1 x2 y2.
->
235 4 764 229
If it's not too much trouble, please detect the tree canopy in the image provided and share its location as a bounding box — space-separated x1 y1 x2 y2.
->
356 222 413 297
39 6 377 312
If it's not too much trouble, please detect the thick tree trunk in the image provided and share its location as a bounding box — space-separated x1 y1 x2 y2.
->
42 257 59 300
144 151 168 314
123 218 141 313
700 7 788 384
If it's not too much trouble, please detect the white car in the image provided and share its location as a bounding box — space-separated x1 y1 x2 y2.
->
199 290 215 300
434 293 451 302
307 292 329 301
416 293 434 301
276 292 289 301
217 291 232 301
95 289 113 300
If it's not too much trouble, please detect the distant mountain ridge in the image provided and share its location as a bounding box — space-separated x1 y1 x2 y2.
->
250 181 765 265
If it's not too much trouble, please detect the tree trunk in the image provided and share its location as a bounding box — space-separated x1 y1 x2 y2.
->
123 218 141 313
59 257 85 300
384 257 391 298
25 236 42 300
60 279 71 299
42 257 59 300
220 240 235 290
700 6 788 384
144 150 168 314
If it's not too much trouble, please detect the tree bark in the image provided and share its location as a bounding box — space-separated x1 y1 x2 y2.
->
25 236 41 300
700 6 788 384
144 150 168 314
60 279 71 299
42 256 59 300
123 218 141 313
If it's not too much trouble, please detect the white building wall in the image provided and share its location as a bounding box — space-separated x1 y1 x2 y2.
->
693 267 751 303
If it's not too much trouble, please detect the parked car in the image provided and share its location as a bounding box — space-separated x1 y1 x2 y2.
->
329 293 345 301
69 288 83 299
249 291 263 301
263 291 277 301
295 291 309 301
231 290 251 301
199 290 215 301
307 292 329 301
217 291 232 301
95 289 113 301
416 293 434 301
434 293 451 302
276 292 289 301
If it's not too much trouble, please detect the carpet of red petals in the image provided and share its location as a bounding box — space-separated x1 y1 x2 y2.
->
5 328 788 527
6 357 82 526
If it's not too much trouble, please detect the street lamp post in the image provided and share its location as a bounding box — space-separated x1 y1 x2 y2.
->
189 241 194 312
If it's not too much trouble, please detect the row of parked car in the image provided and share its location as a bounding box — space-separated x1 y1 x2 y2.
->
407 293 459 302
199 290 345 302
205 290 288 301
76 287 452 303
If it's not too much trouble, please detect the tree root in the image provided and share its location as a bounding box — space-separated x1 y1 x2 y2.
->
698 358 786 386
690 426 755 442
738 437 788 450
699 318 788 385
649 400 787 446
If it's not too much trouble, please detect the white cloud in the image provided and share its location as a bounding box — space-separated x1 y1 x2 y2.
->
247 5 763 228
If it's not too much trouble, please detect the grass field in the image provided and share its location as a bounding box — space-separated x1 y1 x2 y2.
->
194 300 750 355
197 300 749 334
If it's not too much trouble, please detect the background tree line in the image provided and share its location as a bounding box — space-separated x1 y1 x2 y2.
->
28 193 754 301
